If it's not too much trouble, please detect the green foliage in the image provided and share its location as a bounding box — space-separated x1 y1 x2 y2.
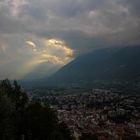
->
22 102 58 140
0 79 72 140
0 79 29 140
0 95 15 140
58 122 73 140
22 102 73 140
0 79 28 111
80 133 98 140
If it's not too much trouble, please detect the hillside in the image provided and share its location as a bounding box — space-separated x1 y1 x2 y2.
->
47 46 140 89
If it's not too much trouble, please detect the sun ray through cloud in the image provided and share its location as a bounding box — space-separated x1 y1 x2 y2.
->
18 38 74 78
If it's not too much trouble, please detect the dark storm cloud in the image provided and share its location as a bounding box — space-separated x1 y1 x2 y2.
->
19 2 48 21
0 2 26 34
0 0 140 79
26 0 140 50
120 0 140 16
49 0 105 18
54 30 105 55
0 0 139 42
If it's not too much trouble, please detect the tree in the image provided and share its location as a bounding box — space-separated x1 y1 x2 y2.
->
0 92 15 140
22 102 73 140
0 79 29 140
0 79 28 112
58 122 73 140
80 133 98 140
22 102 58 140
0 79 72 140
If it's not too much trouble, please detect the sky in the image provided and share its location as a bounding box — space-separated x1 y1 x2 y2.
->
0 0 140 80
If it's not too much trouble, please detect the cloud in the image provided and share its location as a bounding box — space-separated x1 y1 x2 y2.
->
40 54 69 65
45 39 74 57
0 43 7 54
13 38 74 79
0 0 140 79
26 40 37 52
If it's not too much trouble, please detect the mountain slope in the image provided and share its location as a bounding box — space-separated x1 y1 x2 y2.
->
47 46 140 87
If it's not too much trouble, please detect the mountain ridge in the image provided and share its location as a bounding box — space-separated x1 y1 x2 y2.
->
46 46 140 88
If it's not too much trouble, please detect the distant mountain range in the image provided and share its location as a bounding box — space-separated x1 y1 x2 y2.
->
46 46 140 89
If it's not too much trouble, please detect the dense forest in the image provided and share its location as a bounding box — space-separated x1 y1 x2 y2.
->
0 79 73 140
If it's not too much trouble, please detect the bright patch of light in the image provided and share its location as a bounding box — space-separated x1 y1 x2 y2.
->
45 39 74 57
21 38 74 78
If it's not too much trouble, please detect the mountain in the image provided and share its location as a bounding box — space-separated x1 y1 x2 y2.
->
47 46 140 89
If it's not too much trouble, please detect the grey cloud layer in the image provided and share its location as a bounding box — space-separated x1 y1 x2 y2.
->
0 0 140 79
0 0 140 43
